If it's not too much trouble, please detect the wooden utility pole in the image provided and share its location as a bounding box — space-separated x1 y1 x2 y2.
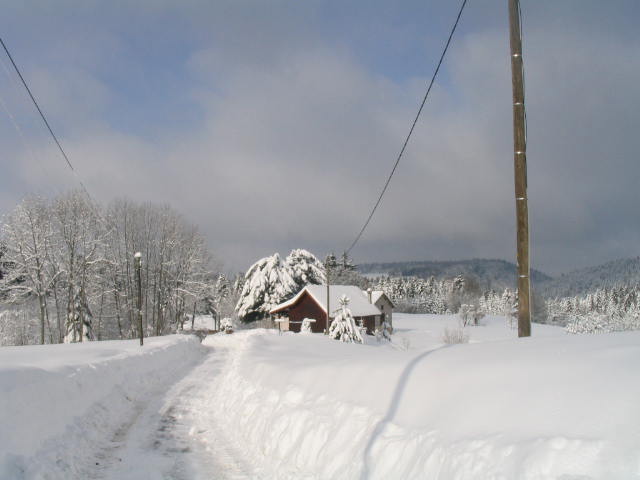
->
508 0 531 337
325 282 330 335
134 252 144 345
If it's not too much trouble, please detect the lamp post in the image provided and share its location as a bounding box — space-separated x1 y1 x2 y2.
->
134 252 144 346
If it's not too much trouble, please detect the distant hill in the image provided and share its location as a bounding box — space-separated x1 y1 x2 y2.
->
540 257 640 298
359 257 640 299
358 259 552 291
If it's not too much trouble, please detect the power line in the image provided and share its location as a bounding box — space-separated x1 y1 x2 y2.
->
345 0 469 255
0 36 117 238
0 36 92 198
0 55 63 199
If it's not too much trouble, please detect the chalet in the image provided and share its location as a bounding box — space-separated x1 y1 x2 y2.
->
270 285 393 334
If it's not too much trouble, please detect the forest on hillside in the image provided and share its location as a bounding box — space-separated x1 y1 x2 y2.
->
360 257 640 299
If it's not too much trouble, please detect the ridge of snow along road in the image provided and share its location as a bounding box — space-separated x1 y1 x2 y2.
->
204 314 640 480
0 335 205 479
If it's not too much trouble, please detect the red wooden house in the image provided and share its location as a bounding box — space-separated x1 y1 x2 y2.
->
270 285 390 334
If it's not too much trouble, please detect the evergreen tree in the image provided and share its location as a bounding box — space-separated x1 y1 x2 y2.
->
328 295 363 343
286 249 326 290
235 253 295 323
340 251 356 271
324 253 338 272
235 249 325 322
325 251 368 288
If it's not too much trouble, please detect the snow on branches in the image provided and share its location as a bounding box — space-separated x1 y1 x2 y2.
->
328 294 363 344
0 191 218 345
235 249 325 323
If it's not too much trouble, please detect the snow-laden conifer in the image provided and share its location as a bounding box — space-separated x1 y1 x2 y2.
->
235 254 295 322
328 295 363 344
285 249 326 290
235 249 325 322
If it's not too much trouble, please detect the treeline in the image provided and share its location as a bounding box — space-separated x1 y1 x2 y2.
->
540 257 640 298
371 274 640 334
0 191 221 346
359 259 552 291
369 275 485 315
369 275 550 322
548 285 640 333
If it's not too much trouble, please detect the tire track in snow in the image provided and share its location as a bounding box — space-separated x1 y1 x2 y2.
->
88 344 261 480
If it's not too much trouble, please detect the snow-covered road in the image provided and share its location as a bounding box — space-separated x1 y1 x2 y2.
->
4 317 640 479
88 346 262 480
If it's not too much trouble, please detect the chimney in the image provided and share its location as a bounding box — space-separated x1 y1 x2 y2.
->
367 288 372 304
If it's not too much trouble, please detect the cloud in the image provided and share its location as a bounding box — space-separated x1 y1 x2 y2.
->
0 1 638 275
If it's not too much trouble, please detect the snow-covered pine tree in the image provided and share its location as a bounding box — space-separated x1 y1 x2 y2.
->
285 249 326 290
328 294 363 344
340 251 356 271
236 250 326 323
325 251 368 288
235 253 296 322
324 253 338 272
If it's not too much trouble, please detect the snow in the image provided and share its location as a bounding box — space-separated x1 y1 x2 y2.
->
202 314 640 479
181 314 216 331
2 314 639 479
271 285 381 317
0 335 204 479
370 290 386 304
236 250 325 321
390 313 562 350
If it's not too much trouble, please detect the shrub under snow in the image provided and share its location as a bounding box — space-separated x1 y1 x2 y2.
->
300 318 314 335
442 326 469 344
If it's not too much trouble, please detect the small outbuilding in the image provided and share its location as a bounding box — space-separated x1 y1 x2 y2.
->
270 285 392 334
367 289 395 333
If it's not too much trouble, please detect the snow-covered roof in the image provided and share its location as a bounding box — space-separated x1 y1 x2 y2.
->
370 290 394 307
371 291 384 304
270 285 382 317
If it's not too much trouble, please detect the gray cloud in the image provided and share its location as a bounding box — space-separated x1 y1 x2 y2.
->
0 1 638 275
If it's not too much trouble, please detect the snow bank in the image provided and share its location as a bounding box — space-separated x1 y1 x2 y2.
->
204 315 640 479
0 335 204 479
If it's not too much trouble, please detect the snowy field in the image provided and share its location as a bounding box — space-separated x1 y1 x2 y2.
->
1 314 639 479
204 314 640 479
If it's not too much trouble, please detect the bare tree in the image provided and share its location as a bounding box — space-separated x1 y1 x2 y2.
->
1 196 57 344
0 191 218 344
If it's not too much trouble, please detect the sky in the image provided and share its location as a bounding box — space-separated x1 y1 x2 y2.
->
0 0 639 275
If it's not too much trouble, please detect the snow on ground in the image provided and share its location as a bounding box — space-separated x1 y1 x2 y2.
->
203 314 640 479
389 312 563 350
2 314 639 479
0 335 205 479
181 314 216 332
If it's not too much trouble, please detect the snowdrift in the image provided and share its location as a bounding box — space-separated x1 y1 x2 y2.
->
0 335 204 479
204 316 640 479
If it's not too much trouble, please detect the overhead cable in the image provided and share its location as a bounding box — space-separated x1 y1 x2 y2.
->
345 0 469 255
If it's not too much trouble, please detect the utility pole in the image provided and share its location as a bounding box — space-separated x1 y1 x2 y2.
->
134 252 144 345
325 281 330 335
508 0 531 337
